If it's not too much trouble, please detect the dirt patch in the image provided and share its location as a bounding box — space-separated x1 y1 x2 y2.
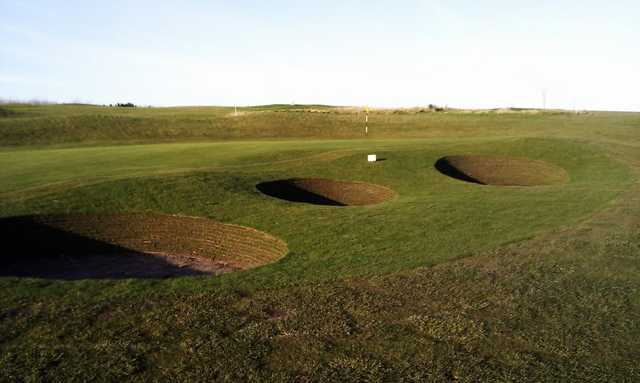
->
0 214 288 280
435 155 568 186
256 178 395 206
264 306 289 321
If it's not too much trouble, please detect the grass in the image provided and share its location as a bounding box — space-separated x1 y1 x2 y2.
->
2 103 639 148
1 104 640 381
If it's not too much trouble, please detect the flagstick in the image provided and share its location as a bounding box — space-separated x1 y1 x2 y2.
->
365 105 369 135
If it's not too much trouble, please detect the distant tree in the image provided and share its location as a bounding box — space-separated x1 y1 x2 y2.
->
116 102 136 108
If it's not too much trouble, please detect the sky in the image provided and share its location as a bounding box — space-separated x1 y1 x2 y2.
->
1 0 639 111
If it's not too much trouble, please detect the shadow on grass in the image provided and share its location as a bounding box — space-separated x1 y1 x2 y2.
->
0 216 213 280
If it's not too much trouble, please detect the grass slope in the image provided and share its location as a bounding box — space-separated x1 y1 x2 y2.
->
1 137 630 290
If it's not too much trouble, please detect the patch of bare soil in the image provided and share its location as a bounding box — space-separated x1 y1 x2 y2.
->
435 155 568 186
256 178 395 206
0 214 287 280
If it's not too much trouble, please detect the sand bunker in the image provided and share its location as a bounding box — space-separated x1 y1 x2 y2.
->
0 214 287 279
435 155 568 186
256 178 395 206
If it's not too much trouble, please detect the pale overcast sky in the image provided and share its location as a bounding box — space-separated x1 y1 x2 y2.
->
1 0 639 110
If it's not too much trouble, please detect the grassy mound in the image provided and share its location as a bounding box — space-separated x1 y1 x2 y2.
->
0 103 595 148
0 214 287 279
435 155 568 186
256 178 395 206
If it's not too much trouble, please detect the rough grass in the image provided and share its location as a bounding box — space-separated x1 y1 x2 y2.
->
1 103 639 148
1 105 640 381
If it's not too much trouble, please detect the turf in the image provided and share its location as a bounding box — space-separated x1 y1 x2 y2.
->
1 104 639 381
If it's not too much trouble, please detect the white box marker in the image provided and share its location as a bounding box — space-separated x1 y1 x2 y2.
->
367 154 377 162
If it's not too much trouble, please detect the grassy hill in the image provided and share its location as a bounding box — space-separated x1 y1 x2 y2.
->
1 104 640 381
2 103 639 148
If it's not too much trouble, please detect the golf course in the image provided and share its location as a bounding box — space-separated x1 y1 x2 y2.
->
1 104 639 381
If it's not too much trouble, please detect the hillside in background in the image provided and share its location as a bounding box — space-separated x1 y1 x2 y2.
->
2 103 637 148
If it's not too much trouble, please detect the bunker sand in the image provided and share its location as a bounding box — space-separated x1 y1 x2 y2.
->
256 178 396 206
435 155 568 186
0 214 288 280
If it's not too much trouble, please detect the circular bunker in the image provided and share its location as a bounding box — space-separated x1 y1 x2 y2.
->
0 214 288 280
256 178 395 206
435 155 568 186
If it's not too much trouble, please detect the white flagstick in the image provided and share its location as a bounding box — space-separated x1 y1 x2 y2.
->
365 105 369 135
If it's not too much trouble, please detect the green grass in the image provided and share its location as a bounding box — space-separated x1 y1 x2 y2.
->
2 103 639 148
1 137 628 291
1 104 640 381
